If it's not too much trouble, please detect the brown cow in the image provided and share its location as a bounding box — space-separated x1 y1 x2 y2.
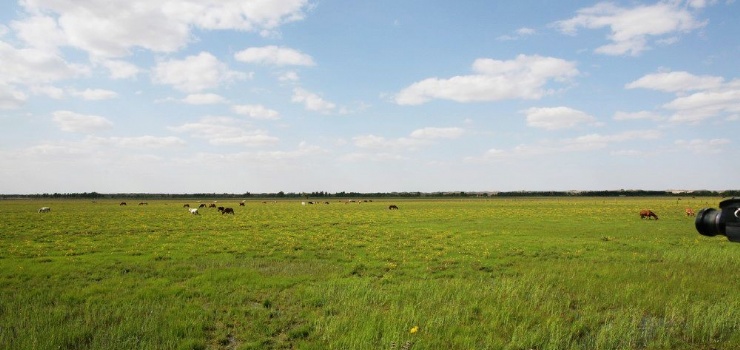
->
685 208 695 216
120 202 127 206
639 209 658 220
239 202 245 206
220 207 235 215
199 203 207 208
389 205 399 210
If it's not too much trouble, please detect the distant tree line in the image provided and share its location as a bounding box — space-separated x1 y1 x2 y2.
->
490 190 739 197
1 189 738 200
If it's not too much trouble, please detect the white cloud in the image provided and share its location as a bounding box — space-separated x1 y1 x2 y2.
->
337 101 371 115
278 71 300 82
613 111 664 121
627 70 740 123
52 110 114 133
23 142 96 159
467 130 661 162
664 89 740 111
687 0 711 9
16 0 311 58
100 59 141 79
625 71 724 92
340 152 407 162
152 52 249 92
250 142 324 161
182 93 227 105
0 40 90 86
553 2 706 56
664 88 740 123
517 27 536 36
497 27 536 41
26 1 188 57
87 135 186 149
410 127 464 139
0 84 28 109
11 136 184 167
291 88 335 113
178 142 325 166
352 134 426 150
675 138 731 154
352 135 431 162
496 35 517 41
656 36 680 46
353 127 463 151
232 104 280 120
564 130 661 150
522 106 597 130
163 0 310 34
169 116 278 146
10 15 67 52
70 88 118 100
30 85 64 99
352 135 390 149
395 55 578 105
234 45 315 66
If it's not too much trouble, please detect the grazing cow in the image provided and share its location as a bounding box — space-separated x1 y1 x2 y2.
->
239 202 245 206
217 206 225 211
38 207 51 213
685 208 695 216
139 202 148 205
189 208 200 215
639 209 658 220
199 204 207 208
120 202 127 206
389 205 399 210
208 204 216 208
183 204 190 208
221 207 235 215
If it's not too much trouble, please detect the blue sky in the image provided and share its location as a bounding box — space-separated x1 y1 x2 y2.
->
0 0 738 194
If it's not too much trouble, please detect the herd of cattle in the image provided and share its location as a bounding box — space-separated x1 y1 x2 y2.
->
36 202 697 220
637 207 696 220
35 200 398 215
35 200 402 215
186 205 236 216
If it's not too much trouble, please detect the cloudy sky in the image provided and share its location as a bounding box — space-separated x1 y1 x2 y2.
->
0 0 738 194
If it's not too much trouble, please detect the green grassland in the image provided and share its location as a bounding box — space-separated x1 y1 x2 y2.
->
0 197 737 349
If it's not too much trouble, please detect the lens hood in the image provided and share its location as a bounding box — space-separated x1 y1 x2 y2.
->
695 207 722 237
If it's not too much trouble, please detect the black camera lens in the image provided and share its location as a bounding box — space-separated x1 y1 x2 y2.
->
695 208 723 237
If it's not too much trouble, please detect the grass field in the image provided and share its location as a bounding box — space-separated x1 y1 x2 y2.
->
0 197 738 349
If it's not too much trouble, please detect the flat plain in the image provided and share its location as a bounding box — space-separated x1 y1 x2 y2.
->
0 197 738 349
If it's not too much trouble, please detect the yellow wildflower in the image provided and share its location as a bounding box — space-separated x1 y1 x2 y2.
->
409 326 419 334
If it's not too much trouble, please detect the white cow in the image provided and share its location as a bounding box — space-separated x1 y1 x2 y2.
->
38 207 51 213
189 208 200 215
